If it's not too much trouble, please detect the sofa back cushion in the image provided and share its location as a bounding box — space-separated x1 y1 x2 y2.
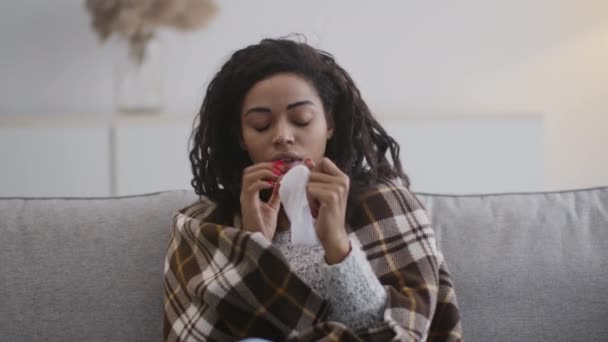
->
418 186 608 342
1 187 607 341
0 190 198 341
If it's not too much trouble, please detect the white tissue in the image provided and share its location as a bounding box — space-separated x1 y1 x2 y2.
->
279 164 320 246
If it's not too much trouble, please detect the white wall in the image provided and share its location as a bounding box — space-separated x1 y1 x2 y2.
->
1 0 606 191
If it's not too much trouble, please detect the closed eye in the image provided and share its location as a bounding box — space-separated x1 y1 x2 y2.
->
253 121 310 132
294 121 310 127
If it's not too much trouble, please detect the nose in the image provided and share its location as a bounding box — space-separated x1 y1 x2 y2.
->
271 120 295 146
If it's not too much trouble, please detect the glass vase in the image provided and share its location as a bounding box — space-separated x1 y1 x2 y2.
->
112 34 165 115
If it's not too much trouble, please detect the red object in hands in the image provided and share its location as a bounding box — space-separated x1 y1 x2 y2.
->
272 160 286 174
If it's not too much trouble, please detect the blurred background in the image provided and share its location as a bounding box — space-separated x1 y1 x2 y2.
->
0 0 606 197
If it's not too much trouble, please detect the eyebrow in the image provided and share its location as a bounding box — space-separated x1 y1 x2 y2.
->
244 100 315 116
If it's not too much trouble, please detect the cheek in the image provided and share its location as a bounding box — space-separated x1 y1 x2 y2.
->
301 131 329 155
242 126 265 142
241 130 265 156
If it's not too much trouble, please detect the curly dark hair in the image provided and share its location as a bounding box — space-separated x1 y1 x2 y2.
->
189 35 410 224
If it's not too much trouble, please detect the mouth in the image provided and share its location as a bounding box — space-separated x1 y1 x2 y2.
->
272 155 304 173
278 157 301 163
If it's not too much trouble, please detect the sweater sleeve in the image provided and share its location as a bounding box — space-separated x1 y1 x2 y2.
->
321 238 387 330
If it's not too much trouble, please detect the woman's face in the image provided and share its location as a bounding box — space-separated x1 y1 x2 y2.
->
240 73 334 166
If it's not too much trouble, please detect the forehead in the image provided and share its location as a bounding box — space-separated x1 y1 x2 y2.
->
242 73 320 109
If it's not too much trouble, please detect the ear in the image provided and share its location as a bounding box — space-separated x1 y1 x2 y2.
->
327 126 334 140
238 134 246 150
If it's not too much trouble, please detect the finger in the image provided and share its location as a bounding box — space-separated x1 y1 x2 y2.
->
303 157 316 170
266 176 283 208
307 183 339 204
307 183 339 218
314 157 344 176
307 192 320 219
308 172 336 184
243 169 280 186
308 182 348 217
305 177 320 217
308 171 349 195
244 161 287 175
244 180 274 198
306 189 327 219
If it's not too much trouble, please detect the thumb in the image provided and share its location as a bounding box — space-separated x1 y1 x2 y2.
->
267 177 282 209
304 157 316 170
306 181 319 219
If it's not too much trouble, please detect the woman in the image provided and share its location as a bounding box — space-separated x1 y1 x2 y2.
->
163 37 462 341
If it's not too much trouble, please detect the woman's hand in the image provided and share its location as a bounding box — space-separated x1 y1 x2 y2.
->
240 161 285 240
305 157 352 265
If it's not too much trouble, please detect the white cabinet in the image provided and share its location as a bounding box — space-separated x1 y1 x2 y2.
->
114 122 193 196
0 124 111 197
380 116 544 194
0 115 195 197
0 113 544 197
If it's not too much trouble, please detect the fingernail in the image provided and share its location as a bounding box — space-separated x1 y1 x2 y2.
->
272 168 281 175
273 161 286 170
266 180 274 185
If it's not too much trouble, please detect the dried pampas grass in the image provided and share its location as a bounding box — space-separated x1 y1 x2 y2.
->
86 0 219 63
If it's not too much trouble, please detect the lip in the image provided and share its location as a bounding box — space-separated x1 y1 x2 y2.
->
271 152 303 162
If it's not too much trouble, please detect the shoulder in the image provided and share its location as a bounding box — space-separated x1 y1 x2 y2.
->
356 177 426 211
349 177 428 230
176 196 218 222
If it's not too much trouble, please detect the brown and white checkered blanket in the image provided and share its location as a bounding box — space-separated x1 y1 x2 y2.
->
163 179 462 341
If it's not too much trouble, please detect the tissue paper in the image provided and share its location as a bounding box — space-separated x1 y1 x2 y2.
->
278 164 320 246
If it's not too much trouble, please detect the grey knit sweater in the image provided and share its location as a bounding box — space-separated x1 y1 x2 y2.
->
272 231 387 330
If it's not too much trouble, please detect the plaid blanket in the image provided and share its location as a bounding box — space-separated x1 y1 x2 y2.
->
163 179 462 341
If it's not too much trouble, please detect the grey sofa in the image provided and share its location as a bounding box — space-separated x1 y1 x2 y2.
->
1 187 607 341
